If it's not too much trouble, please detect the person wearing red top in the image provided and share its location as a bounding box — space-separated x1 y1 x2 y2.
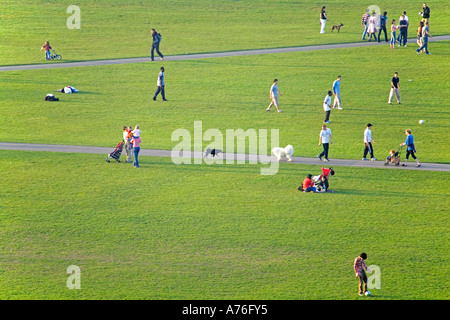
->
40 41 52 60
302 174 317 193
354 253 372 296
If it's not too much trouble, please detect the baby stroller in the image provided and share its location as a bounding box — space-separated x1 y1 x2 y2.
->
384 145 403 166
313 167 335 192
106 141 123 163
49 49 62 60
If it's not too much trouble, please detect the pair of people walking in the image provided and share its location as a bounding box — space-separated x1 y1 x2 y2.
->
123 125 141 168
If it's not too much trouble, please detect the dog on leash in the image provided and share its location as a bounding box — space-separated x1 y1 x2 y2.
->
331 23 344 32
204 148 223 158
271 145 294 162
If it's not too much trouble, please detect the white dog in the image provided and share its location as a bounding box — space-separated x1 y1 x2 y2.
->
271 144 294 162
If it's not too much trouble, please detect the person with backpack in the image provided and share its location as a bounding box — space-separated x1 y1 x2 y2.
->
151 29 164 61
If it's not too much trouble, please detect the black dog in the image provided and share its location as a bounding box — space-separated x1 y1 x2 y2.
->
204 148 223 158
331 23 344 32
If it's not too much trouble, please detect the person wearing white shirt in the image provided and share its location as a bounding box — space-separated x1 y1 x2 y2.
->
153 67 167 101
266 79 283 113
317 124 333 162
362 123 376 161
323 91 332 123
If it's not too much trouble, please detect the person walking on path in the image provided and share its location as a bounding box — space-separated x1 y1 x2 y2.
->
317 124 333 162
151 29 164 61
361 9 370 40
388 72 401 105
320 6 328 34
266 79 283 113
400 129 421 167
354 253 372 297
40 41 52 60
367 12 378 42
419 3 430 30
131 134 141 168
416 23 432 55
416 21 425 53
332 75 342 110
390 20 398 49
378 11 388 42
153 67 167 101
323 91 332 124
362 123 376 161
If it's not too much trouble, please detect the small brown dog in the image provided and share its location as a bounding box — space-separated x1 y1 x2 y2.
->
331 23 344 32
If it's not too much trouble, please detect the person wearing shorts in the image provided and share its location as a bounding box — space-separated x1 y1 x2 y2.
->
266 79 283 113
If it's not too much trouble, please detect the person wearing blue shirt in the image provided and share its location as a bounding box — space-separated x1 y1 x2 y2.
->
151 28 164 61
378 11 388 42
400 129 421 167
332 75 342 110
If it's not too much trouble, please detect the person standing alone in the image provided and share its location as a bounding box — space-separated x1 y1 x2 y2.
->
354 253 372 296
153 67 167 101
388 72 400 105
362 123 376 161
332 75 342 110
320 6 328 34
151 29 164 61
323 91 332 124
317 124 333 162
266 79 283 113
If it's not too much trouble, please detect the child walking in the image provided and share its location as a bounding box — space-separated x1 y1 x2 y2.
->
40 41 52 60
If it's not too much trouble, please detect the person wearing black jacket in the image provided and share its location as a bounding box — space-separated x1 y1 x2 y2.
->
378 11 388 42
420 4 430 30
151 29 164 61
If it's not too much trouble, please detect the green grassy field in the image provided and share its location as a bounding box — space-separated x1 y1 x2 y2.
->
1 42 449 163
1 0 449 301
1 151 448 299
1 0 449 66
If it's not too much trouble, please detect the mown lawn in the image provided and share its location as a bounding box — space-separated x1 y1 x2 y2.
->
1 0 449 65
1 41 449 163
0 151 448 299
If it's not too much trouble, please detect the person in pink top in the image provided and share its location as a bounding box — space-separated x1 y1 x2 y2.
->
131 134 141 168
354 253 372 296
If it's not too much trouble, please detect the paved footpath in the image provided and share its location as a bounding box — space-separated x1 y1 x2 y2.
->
1 35 449 72
1 142 449 172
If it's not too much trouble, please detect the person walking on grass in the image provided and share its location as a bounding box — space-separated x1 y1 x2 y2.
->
417 21 425 53
317 124 332 162
320 6 328 34
323 90 332 124
416 22 432 55
378 11 388 42
400 129 421 167
132 134 141 168
354 253 372 297
266 79 283 113
153 67 167 101
388 72 400 105
332 75 342 110
151 29 164 61
362 123 376 161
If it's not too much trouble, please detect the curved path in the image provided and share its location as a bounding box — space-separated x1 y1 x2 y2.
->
1 35 449 72
1 142 449 172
